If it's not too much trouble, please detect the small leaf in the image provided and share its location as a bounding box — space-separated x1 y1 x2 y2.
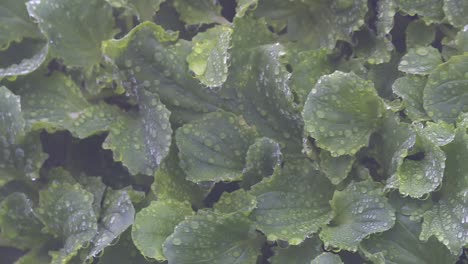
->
176 111 257 183
163 211 264 264
132 199 193 261
173 0 223 25
36 182 97 263
236 0 258 17
319 150 355 185
311 252 343 264
393 75 430 121
187 25 232 87
320 180 396 252
250 159 334 245
303 71 385 156
214 189 257 214
406 20 436 48
269 235 323 264
26 0 115 68
398 46 442 75
423 54 468 123
443 0 468 28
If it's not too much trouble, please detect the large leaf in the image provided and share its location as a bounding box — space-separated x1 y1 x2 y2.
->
0 0 41 50
250 159 334 245
405 20 436 49
36 182 97 263
419 128 468 254
360 214 457 264
214 189 257 215
187 25 232 87
319 180 396 252
443 0 468 28
132 199 193 261
176 111 257 183
163 211 264 264
0 192 47 250
398 46 442 75
393 75 429 121
26 0 115 68
303 71 385 157
423 54 468 123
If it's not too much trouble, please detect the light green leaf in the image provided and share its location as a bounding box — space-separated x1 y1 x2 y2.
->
0 0 41 50
376 0 396 37
241 137 282 189
236 0 258 17
319 150 355 185
406 20 436 48
0 193 47 250
394 0 444 23
393 75 430 121
102 89 172 176
214 189 256 214
319 181 396 252
26 0 115 68
103 21 223 125
360 214 457 264
420 128 468 254
269 235 323 264
132 199 193 261
163 211 264 264
398 46 442 75
288 48 332 106
303 71 385 157
188 25 232 87
311 253 343 264
420 121 455 146
423 54 468 123
36 182 97 263
250 159 334 245
0 44 48 78
443 0 468 28
153 146 205 207
387 127 446 198
176 111 257 183
89 190 135 258
173 0 224 25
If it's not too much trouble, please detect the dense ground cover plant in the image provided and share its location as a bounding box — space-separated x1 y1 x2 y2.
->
0 0 467 263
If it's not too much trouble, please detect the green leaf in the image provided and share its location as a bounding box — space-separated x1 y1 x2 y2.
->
98 229 152 264
250 159 334 245
423 54 468 123
103 21 223 125
89 190 135 258
360 214 457 264
36 182 97 263
214 189 257 214
173 0 224 25
241 137 282 189
0 193 47 249
269 235 323 264
26 0 115 68
398 46 442 75
187 25 232 87
319 180 396 252
102 89 172 175
393 75 430 121
153 146 205 207
236 0 258 17
420 128 468 254
420 121 455 146
303 71 385 157
176 111 257 183
387 126 446 198
354 28 393 65
0 43 48 78
132 199 193 261
319 150 355 185
311 253 343 264
0 0 41 50
394 0 444 23
163 211 264 264
406 20 436 49
443 0 468 28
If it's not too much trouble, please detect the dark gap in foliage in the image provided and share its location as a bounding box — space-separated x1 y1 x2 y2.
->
258 240 276 264
360 156 384 182
104 95 138 112
390 13 417 53
432 24 456 54
0 247 24 264
155 1 198 41
218 0 237 22
285 63 293 73
404 151 425 161
46 59 67 76
365 0 378 33
335 41 354 61
0 39 45 69
338 250 368 263
40 131 135 189
203 181 240 207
